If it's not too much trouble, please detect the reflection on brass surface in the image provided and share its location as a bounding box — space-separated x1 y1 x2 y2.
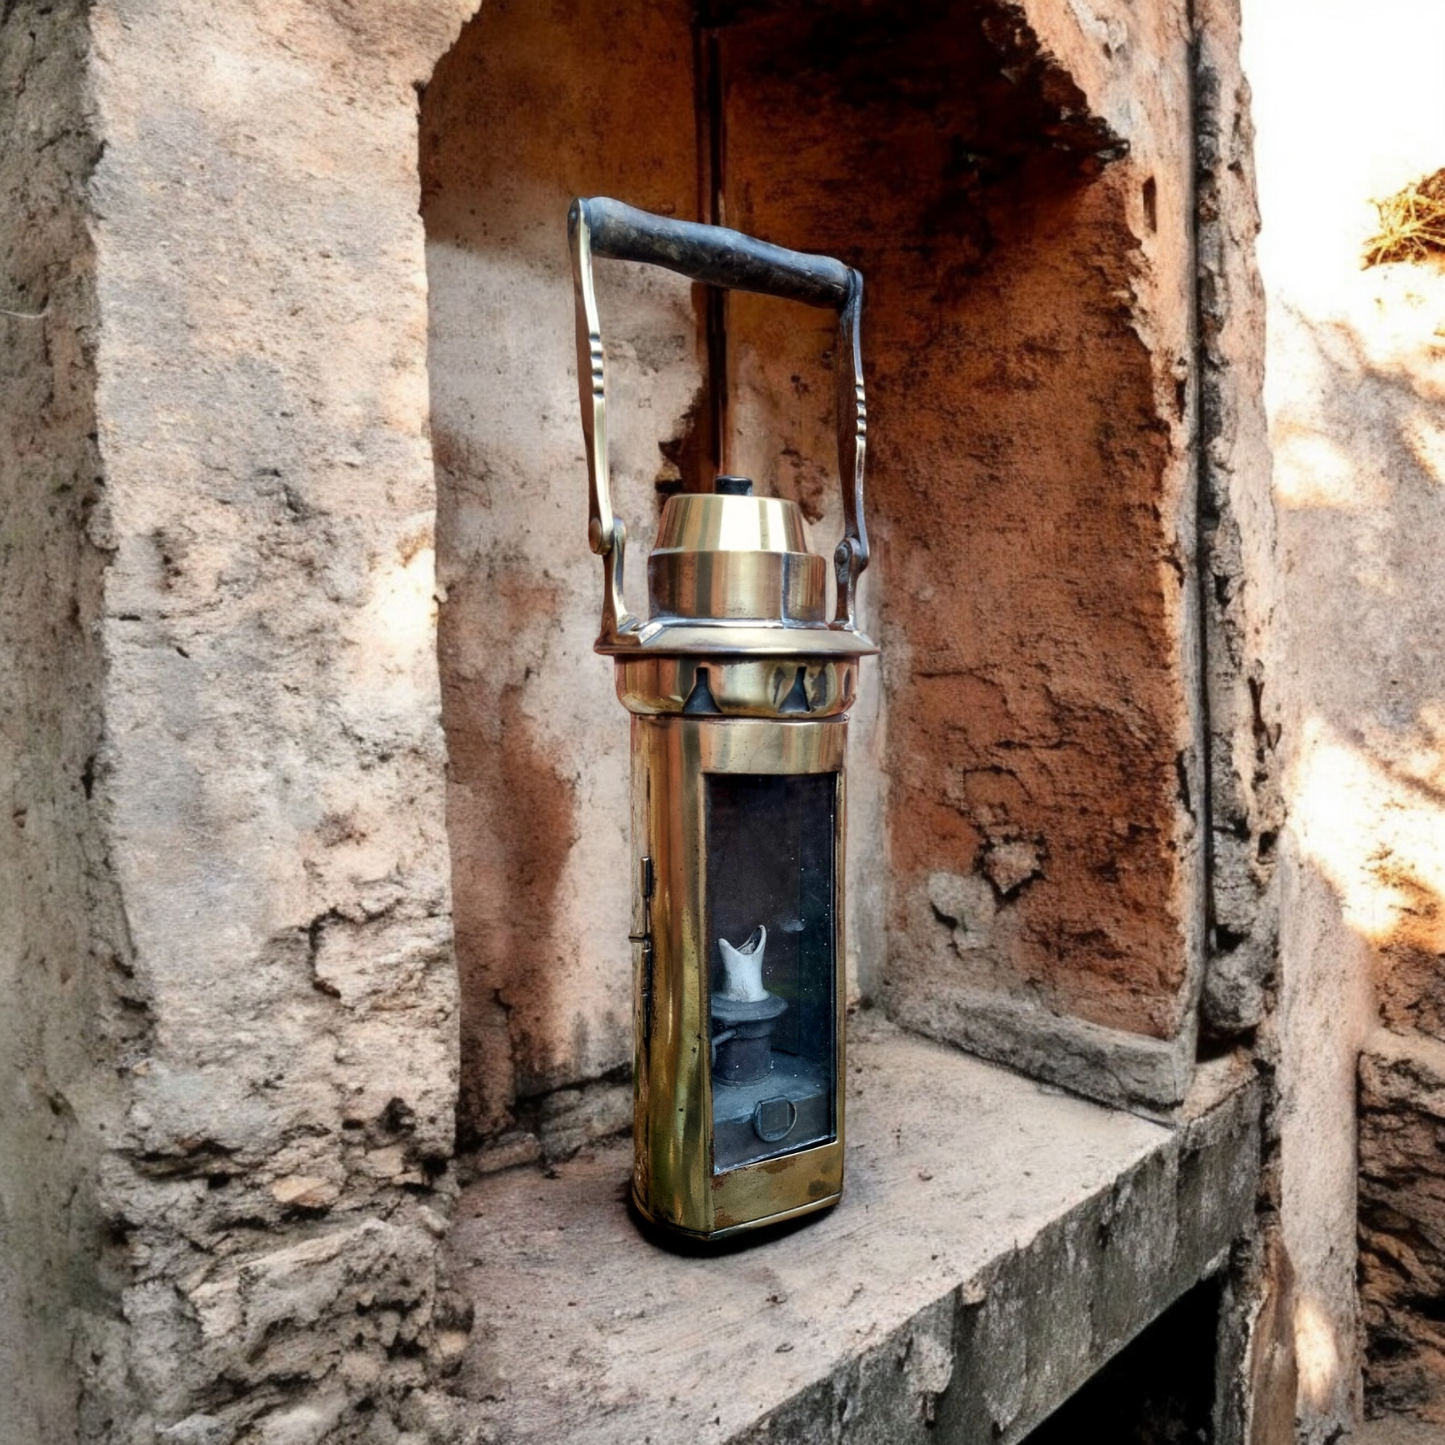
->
653 492 809 555
649 549 827 623
616 656 858 718
602 618 876 660
710 1140 844 1235
695 715 845 775
631 718 848 1238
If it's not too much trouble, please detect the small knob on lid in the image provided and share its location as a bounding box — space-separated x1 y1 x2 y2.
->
715 475 755 496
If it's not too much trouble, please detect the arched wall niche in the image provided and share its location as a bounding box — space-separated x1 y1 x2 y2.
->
421 0 1201 1145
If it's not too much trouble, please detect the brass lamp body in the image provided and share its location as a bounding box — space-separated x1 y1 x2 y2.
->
570 197 876 1240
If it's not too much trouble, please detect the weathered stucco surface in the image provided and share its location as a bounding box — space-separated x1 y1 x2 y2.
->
718 0 1208 1110
1242 0 1445 1435
1189 6 1292 1439
1193 0 1281 1045
0 5 113 1442
2 1 478 1440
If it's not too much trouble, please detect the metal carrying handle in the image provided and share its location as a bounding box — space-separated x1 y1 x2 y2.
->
582 197 852 306
568 196 870 644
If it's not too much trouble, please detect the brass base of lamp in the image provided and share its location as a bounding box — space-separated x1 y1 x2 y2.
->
630 1179 842 1244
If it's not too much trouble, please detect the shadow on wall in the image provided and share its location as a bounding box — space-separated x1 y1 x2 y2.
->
1271 273 1445 1423
1280 296 1445 1028
421 0 705 1144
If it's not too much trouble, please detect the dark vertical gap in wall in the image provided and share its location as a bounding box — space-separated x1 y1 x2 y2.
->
694 5 728 485
1186 24 1221 1053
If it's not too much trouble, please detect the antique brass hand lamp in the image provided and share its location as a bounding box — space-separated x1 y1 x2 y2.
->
569 197 876 1240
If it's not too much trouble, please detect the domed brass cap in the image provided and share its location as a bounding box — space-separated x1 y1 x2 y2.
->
647 490 826 625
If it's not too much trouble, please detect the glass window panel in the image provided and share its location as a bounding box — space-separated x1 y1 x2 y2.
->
705 771 837 1174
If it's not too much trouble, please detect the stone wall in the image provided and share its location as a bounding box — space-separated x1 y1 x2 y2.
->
0 5 113 1442
1193 0 1281 1045
3 1 477 1440
1190 6 1293 1438
1360 1031 1445 1423
1242 0 1445 1435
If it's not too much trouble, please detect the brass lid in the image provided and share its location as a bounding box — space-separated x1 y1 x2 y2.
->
588 477 876 659
647 489 826 627
653 488 807 554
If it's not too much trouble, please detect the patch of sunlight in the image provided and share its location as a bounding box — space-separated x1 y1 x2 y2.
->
1291 715 1445 951
1245 0 1445 310
352 538 439 699
1294 1292 1344 1413
1358 267 1445 378
1272 427 1381 510
1383 701 1445 795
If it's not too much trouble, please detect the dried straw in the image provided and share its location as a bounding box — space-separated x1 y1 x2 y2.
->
1364 167 1445 268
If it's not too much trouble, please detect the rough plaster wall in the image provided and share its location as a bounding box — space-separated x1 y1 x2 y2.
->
1189 4 1290 1441
1241 0 1445 1435
33 1 476 1439
421 0 705 1145
0 6 117 1443
720 0 1205 1112
1192 0 1281 1043
1359 1031 1445 1425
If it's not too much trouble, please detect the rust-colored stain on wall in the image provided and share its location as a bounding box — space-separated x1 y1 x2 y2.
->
440 569 581 1138
425 0 1199 1141
720 3 1190 1041
883 172 1185 1039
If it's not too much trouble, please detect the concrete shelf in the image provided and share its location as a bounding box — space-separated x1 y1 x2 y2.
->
447 1014 1260 1444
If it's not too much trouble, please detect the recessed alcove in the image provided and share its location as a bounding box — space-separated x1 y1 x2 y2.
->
418 0 1239 1433
422 0 1199 1150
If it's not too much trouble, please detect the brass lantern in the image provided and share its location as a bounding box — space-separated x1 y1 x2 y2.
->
569 197 876 1241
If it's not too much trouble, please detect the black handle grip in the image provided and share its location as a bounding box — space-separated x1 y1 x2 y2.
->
574 197 852 310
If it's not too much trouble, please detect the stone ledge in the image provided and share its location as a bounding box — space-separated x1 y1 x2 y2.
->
885 978 1198 1116
444 1014 1261 1444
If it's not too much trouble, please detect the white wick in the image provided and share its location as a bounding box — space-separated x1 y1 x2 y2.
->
717 925 768 1002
